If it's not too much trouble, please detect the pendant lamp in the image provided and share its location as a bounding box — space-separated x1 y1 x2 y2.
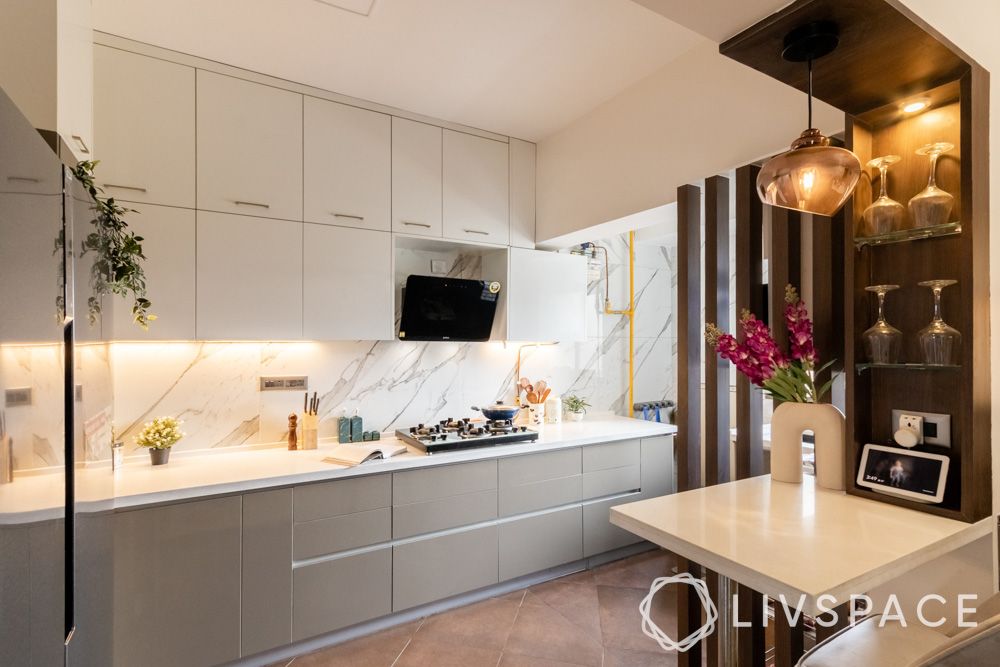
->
757 21 861 217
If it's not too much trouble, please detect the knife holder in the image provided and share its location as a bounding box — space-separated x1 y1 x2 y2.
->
301 413 318 450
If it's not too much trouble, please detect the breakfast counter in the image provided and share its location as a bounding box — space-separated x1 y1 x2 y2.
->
0 416 675 524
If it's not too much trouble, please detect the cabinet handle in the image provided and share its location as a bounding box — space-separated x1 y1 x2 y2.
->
332 213 365 221
105 183 148 193
464 229 490 236
234 200 270 209
71 135 90 155
402 221 431 228
7 176 40 183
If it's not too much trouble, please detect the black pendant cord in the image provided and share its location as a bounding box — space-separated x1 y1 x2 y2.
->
807 58 814 129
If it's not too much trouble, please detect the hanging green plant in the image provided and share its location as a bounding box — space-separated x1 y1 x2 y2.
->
71 160 155 329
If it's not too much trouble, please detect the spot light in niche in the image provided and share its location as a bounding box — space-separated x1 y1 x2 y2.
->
902 98 930 114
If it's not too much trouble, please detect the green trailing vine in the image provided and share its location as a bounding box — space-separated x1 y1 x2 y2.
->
71 160 155 329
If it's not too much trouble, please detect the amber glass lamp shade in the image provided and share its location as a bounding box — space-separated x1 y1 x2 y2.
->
757 128 862 217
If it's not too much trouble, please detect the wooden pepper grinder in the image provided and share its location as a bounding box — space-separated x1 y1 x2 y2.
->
287 413 298 450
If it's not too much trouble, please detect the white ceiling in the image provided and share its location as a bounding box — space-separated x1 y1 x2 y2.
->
92 0 705 141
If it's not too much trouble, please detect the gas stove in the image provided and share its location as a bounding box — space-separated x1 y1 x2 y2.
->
395 417 538 454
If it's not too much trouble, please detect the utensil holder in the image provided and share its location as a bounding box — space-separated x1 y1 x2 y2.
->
301 414 318 450
528 402 545 426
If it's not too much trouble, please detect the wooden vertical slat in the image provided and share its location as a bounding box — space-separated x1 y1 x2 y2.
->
675 557 704 667
704 175 731 487
807 211 845 402
676 183 702 492
734 165 765 480
736 585 765 667
773 608 805 667
768 206 801 353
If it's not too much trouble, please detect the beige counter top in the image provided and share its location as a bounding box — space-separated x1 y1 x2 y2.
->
1 416 675 524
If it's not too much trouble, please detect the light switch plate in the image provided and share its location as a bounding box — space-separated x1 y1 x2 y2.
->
430 259 449 275
891 409 951 447
4 387 32 407
259 376 308 392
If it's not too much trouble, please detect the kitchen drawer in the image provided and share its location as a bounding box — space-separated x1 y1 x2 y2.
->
292 547 391 641
393 525 498 611
498 448 581 516
582 464 641 500
582 439 641 472
499 506 582 581
640 435 675 499
294 507 391 560
294 474 391 523
394 489 496 539
393 460 496 505
582 494 644 557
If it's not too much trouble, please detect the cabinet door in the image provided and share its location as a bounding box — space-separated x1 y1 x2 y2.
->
197 71 302 221
57 0 93 162
391 117 442 237
304 97 390 231
242 489 292 656
94 46 195 207
506 248 586 342
499 506 582 581
393 525 499 611
443 130 509 245
113 497 242 667
293 547 391 641
509 138 536 249
111 204 196 340
303 224 393 340
196 211 302 340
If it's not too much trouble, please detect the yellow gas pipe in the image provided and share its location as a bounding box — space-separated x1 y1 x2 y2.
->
594 231 636 417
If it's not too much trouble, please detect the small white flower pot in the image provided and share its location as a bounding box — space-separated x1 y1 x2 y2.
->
566 411 585 422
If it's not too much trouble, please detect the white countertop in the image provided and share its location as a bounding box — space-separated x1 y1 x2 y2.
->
610 475 991 614
0 416 675 525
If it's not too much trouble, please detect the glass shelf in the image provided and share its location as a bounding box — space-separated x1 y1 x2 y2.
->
854 221 961 248
855 362 962 374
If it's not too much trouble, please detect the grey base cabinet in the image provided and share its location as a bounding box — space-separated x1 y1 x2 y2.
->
583 494 644 557
293 547 392 641
499 506 583 581
393 525 499 611
242 489 293 656
113 496 242 667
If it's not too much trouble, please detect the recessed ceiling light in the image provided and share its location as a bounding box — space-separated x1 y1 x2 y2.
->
902 99 930 114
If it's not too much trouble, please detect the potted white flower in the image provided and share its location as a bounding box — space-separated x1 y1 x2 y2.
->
563 395 590 422
135 416 184 466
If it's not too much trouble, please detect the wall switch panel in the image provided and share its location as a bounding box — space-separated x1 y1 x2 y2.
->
891 409 951 447
4 387 32 407
259 376 309 391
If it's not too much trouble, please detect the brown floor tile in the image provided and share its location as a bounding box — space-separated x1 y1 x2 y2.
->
394 636 501 667
592 550 674 590
598 585 677 652
499 653 592 667
493 588 528 604
526 579 602 637
554 568 596 586
603 646 677 666
504 602 604 667
415 596 521 651
291 620 419 666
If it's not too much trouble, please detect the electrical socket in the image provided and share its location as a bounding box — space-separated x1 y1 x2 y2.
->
259 376 309 392
891 409 951 447
898 414 924 445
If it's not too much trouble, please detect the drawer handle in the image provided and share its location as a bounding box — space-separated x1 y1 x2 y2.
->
402 221 431 228
234 200 270 209
464 229 490 236
332 213 365 221
7 176 40 183
105 183 148 193
71 135 90 155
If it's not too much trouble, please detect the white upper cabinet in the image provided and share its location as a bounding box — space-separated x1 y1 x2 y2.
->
304 97 390 231
196 211 303 340
509 138 536 249
197 71 303 221
505 248 586 342
443 130 509 245
94 46 195 208
391 118 442 237
303 225 393 340
111 204 196 340
57 0 93 162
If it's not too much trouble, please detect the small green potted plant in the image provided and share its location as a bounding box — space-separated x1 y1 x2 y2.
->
563 395 590 422
135 417 184 466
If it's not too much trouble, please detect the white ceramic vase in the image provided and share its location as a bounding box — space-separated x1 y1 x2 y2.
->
566 411 585 422
770 402 846 491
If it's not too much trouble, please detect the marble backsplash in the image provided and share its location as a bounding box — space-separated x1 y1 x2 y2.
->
2 234 679 467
